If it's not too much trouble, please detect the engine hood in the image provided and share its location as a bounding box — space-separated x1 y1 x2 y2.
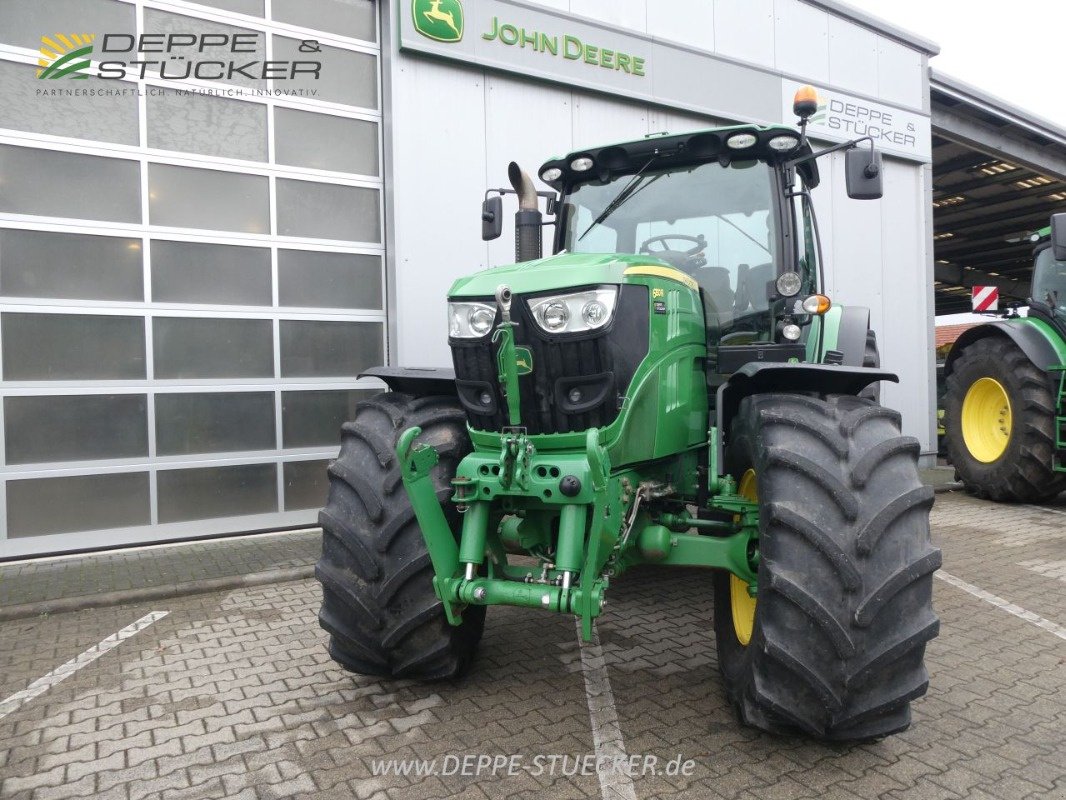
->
447 252 687 298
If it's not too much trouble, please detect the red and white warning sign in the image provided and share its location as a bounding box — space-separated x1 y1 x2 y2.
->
972 286 999 312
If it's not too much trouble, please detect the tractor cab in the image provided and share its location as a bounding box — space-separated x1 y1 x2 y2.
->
1031 217 1066 322
547 130 800 343
538 125 829 346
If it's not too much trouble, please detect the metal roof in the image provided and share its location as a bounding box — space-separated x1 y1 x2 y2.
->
930 71 1066 314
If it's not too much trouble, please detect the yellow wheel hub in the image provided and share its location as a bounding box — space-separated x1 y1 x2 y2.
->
961 377 1012 463
730 468 758 646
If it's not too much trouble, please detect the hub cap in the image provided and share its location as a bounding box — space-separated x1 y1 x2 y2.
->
961 377 1012 463
730 468 758 646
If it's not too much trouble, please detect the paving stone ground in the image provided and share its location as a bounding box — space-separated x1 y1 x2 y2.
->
1 491 1064 800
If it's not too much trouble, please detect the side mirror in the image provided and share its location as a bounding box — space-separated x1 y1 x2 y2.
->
845 147 883 200
482 195 502 241
1052 213 1066 261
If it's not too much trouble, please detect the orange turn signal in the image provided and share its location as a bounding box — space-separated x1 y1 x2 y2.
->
793 85 819 120
802 294 832 315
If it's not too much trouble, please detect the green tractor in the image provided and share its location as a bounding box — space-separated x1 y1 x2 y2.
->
943 214 1066 501
316 89 940 741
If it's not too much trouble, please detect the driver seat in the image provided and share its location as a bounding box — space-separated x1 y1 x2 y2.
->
735 262 775 314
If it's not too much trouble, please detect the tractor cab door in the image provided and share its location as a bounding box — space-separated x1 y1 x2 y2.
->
1030 244 1066 337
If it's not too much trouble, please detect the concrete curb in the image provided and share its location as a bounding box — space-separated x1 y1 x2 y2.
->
0 565 316 622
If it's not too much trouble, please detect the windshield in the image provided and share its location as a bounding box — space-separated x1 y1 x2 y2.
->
559 161 779 333
1033 246 1066 313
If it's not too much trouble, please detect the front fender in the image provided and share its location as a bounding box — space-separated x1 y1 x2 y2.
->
715 362 898 473
944 319 1066 375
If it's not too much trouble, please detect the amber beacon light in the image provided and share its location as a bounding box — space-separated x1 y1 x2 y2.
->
793 85 819 120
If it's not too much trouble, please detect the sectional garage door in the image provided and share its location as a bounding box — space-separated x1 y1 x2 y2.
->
0 0 383 556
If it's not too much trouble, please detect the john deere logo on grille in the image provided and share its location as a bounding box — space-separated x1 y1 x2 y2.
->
413 0 464 43
514 346 533 375
37 33 95 79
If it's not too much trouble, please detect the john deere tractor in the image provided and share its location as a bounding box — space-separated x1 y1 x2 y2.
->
316 89 940 741
943 214 1066 501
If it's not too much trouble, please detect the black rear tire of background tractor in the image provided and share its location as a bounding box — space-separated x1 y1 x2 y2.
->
944 336 1066 502
316 392 485 680
713 393 940 741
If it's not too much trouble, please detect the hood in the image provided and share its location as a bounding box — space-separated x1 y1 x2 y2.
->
448 252 675 298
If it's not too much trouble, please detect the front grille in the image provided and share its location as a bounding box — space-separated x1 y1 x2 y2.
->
450 285 649 434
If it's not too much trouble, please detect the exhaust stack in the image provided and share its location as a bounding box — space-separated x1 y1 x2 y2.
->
508 161 542 262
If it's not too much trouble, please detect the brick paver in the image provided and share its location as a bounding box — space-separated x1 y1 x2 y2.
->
1 492 1064 799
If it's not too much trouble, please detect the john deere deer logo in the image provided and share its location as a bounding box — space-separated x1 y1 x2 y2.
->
413 0 464 43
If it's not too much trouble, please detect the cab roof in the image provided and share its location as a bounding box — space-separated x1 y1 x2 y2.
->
538 124 819 190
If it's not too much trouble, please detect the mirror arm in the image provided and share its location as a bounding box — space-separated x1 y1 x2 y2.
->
786 135 875 170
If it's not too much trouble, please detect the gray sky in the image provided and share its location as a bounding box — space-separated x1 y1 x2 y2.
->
843 0 1066 129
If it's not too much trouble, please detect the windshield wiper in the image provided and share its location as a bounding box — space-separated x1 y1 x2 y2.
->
578 156 661 242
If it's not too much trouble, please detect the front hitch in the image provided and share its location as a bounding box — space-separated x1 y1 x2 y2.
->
396 427 464 624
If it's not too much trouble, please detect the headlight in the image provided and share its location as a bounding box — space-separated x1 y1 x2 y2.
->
775 271 802 298
781 322 802 341
528 287 618 334
448 301 496 338
726 133 757 150
767 134 800 152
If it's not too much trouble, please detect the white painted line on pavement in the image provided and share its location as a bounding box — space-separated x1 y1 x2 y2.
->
935 570 1066 642
0 611 169 721
575 619 638 800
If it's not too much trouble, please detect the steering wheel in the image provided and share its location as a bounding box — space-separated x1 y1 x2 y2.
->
638 234 708 271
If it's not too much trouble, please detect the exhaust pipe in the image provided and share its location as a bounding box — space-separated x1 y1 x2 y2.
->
508 161 542 262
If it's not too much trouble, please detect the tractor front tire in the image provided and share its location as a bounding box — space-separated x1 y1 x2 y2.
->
944 336 1065 502
316 392 485 680
714 393 940 741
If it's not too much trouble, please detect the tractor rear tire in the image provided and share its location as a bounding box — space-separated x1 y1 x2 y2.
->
714 393 940 741
316 392 485 680
944 336 1065 502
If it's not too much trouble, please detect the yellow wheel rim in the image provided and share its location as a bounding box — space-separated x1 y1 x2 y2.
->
730 468 758 646
961 377 1012 463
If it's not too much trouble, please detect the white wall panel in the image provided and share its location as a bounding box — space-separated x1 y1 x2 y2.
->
484 75 574 267
390 59 489 367
877 39 924 110
774 0 830 84
713 0 775 66
826 154 883 322
526 0 570 11
648 108 721 135
570 0 646 32
828 14 878 97
647 0 715 53
571 91 650 151
878 159 932 446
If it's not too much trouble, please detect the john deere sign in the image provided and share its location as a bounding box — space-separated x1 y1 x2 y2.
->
481 16 645 76
413 0 464 43
413 0 644 76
